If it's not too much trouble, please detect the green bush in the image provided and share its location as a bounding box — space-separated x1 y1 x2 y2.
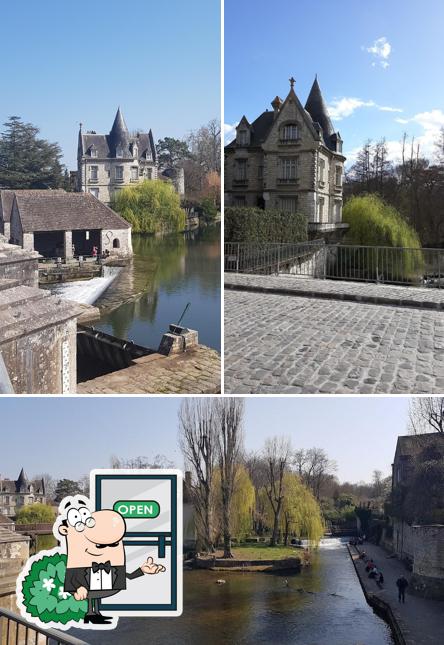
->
21 552 87 625
111 179 186 234
342 194 424 281
225 207 308 244
16 503 55 524
201 197 218 222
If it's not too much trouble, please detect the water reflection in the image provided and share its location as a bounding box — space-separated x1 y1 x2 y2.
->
94 225 221 351
70 538 393 645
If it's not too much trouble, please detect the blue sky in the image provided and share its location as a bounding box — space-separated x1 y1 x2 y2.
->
224 0 444 164
1 397 409 483
0 0 220 170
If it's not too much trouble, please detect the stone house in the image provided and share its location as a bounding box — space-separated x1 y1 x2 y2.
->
384 432 444 598
9 190 132 259
77 107 158 204
0 469 45 517
225 76 346 233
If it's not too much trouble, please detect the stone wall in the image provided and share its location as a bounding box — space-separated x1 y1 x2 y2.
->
410 524 444 599
100 227 133 257
0 240 39 288
0 529 30 608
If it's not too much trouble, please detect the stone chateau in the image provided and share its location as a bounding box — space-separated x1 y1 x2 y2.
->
225 76 346 232
77 107 158 204
0 469 45 517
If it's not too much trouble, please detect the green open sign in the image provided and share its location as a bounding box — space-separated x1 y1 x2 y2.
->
114 500 160 518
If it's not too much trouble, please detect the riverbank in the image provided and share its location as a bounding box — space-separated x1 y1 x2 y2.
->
348 542 444 645
193 545 304 572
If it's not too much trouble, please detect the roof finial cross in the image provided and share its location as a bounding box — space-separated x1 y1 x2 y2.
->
289 76 295 89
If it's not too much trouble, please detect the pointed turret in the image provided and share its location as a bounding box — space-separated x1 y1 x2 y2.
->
305 77 335 140
16 467 28 492
109 107 130 156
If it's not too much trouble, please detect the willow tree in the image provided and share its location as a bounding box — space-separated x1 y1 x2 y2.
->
111 179 186 234
278 473 324 546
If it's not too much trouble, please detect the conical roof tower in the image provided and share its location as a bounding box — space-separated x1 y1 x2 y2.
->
16 467 28 492
305 77 335 141
109 107 130 156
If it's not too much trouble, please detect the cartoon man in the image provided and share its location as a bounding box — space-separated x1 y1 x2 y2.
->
57 496 165 625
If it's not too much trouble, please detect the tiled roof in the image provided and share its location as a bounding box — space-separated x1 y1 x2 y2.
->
394 433 444 458
225 111 275 149
14 191 131 232
0 470 45 494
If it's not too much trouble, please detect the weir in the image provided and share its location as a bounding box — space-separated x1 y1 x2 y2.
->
48 265 122 305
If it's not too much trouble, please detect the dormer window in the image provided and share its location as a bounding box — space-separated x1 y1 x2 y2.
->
116 145 123 158
238 130 248 146
131 143 138 158
90 146 97 158
145 149 152 161
281 124 298 141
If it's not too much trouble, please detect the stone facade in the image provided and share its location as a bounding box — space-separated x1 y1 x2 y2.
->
0 525 30 609
77 108 158 204
0 469 45 517
0 237 83 393
225 77 346 232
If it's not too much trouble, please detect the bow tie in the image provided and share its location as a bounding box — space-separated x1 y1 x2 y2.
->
92 561 111 574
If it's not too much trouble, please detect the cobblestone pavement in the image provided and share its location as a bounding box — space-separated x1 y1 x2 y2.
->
224 288 444 394
225 273 444 309
350 543 444 645
77 346 221 394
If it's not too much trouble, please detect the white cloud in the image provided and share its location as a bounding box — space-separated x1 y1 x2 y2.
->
345 109 444 164
327 97 402 121
224 122 238 144
364 36 392 68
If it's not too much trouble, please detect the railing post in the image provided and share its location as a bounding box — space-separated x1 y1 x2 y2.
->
236 243 240 273
277 244 280 275
375 246 379 284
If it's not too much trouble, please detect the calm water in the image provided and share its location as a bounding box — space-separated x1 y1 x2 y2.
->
70 539 393 645
94 226 221 351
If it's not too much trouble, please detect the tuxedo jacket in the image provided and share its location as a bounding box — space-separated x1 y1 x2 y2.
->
64 564 143 593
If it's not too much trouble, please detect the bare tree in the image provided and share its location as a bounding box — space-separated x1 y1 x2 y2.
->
409 397 444 435
216 397 244 558
179 399 217 553
293 448 337 500
188 119 221 174
110 454 175 469
264 436 292 546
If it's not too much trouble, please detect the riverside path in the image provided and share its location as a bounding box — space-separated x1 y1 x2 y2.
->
349 541 444 645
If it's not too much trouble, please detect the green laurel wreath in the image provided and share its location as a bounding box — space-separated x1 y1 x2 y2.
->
21 552 88 625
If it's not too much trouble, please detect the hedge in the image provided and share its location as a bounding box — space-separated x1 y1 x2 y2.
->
224 207 308 244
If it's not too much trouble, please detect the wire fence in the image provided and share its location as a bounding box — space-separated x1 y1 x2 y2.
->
224 242 444 288
0 607 87 645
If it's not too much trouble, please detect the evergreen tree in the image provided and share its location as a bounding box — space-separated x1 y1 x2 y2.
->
0 116 65 188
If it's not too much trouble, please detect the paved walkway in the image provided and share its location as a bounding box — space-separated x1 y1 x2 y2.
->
77 345 221 394
225 276 444 394
349 542 444 645
225 274 444 310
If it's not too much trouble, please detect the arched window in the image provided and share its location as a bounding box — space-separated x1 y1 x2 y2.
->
113 238 120 249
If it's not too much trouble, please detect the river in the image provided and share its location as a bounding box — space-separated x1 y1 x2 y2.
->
51 225 221 352
70 538 393 645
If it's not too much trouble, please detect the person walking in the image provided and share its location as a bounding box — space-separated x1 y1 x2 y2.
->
396 575 409 603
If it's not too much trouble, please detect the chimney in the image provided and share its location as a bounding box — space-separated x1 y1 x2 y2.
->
271 96 282 119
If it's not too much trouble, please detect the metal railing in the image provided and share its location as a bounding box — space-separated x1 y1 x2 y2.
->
224 240 325 275
0 608 88 645
224 242 444 288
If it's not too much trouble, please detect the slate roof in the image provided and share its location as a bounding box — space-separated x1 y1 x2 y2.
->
0 469 45 494
394 433 444 459
0 190 15 223
80 108 156 162
13 191 131 232
225 77 341 152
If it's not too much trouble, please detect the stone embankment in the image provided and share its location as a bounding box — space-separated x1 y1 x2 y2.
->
348 542 444 645
193 555 301 572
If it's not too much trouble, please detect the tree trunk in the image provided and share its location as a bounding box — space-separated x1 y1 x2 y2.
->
222 493 233 558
